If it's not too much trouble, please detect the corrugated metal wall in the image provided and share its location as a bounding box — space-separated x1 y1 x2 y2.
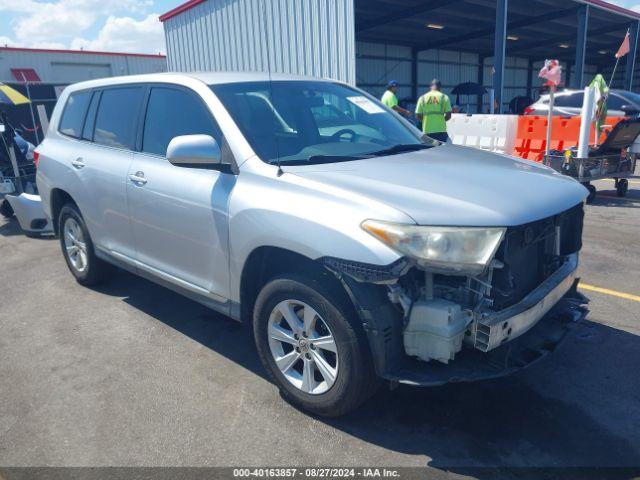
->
164 0 356 84
0 49 167 83
356 42 482 111
356 42 602 113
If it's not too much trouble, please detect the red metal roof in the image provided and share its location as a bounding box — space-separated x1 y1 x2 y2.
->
583 0 640 19
160 0 207 22
0 46 166 59
11 68 41 82
159 0 640 23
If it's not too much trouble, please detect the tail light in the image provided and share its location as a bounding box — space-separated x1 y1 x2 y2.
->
523 106 535 115
33 150 40 168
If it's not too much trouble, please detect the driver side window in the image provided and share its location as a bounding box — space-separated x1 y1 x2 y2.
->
142 87 222 157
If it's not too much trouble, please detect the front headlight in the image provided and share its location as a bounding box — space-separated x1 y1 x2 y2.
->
362 220 505 275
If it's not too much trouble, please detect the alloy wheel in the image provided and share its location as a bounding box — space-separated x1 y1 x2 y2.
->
63 217 88 273
267 299 338 395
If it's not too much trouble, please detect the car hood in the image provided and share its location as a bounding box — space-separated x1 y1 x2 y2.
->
285 144 587 226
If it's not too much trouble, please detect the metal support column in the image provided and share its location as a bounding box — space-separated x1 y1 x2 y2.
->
625 21 640 90
477 56 485 113
526 58 533 99
493 0 508 113
573 4 589 88
411 48 418 100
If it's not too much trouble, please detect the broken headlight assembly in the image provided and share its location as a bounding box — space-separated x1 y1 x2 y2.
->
361 220 505 275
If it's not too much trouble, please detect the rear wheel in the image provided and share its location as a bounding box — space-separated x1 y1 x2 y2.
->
253 274 378 417
58 203 111 286
616 178 629 197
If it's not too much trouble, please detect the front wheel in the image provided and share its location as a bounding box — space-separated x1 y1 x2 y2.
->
583 183 597 204
253 274 378 417
0 198 14 218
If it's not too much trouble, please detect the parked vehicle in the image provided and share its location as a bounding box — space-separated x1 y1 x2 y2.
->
525 88 640 116
37 73 589 416
1 127 37 218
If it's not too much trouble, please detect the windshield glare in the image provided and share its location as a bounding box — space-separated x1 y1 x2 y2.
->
210 81 427 165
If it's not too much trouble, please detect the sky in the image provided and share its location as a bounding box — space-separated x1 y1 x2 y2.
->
0 0 176 54
1 0 640 56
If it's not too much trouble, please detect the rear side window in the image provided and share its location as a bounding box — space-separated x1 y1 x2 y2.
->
142 87 221 156
608 94 626 110
94 87 144 149
554 93 583 108
59 91 92 138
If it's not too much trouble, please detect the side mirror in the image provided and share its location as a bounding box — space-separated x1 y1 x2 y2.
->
167 134 222 167
621 104 640 116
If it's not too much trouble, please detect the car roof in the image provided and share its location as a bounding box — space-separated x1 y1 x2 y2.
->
538 88 632 100
61 71 335 93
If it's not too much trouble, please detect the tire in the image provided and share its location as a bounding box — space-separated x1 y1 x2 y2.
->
616 178 629 197
0 198 14 218
253 274 379 417
58 203 111 286
584 183 597 204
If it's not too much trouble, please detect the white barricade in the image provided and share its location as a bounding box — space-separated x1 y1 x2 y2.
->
448 114 518 155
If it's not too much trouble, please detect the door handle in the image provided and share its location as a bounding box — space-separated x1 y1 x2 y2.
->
129 171 147 185
71 158 85 169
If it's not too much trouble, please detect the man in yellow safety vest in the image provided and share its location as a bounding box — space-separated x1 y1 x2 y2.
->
415 78 452 142
380 80 410 116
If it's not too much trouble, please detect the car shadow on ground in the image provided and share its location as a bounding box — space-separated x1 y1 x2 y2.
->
0 217 55 239
93 269 640 475
590 187 640 208
0 217 27 237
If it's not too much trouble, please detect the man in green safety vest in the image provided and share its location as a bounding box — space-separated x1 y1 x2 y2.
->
415 78 452 142
381 80 410 116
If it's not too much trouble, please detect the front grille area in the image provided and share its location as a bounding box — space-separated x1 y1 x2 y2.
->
490 202 583 311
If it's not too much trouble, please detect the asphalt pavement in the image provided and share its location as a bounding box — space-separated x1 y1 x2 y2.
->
0 178 639 476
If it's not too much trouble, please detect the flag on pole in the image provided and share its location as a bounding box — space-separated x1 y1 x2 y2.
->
615 30 631 58
538 59 562 87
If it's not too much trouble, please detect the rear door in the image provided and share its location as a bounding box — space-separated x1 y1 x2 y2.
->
79 86 144 259
126 85 232 299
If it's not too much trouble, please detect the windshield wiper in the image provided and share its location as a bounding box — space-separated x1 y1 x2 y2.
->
368 143 431 157
272 154 371 166
269 145 429 166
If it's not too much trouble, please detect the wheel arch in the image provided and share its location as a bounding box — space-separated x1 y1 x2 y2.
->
239 246 355 325
49 188 78 235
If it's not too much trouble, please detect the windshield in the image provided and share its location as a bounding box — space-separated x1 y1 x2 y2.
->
210 81 428 165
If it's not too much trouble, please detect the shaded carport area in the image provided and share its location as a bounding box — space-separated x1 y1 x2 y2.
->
354 0 640 113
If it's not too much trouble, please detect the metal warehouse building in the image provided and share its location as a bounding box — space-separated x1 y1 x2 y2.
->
0 47 167 84
0 47 167 143
160 0 640 113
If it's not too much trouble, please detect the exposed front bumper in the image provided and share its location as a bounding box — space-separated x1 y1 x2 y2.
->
340 255 587 387
474 254 579 352
387 283 588 386
4 193 53 235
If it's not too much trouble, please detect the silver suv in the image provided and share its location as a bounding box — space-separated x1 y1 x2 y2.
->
37 73 588 416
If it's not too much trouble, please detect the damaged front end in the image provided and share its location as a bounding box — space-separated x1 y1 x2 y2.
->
322 202 589 386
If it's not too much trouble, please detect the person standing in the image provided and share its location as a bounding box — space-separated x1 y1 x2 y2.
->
381 80 411 116
415 79 452 142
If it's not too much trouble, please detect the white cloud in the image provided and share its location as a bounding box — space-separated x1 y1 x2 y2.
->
0 0 158 51
71 14 165 54
0 36 15 49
